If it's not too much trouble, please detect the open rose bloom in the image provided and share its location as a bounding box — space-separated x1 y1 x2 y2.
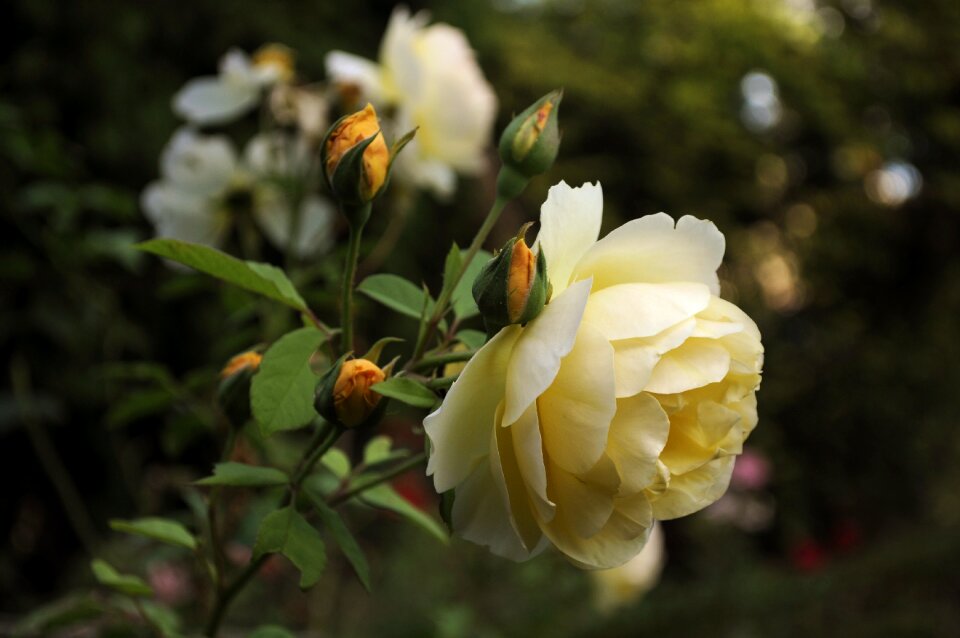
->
424 181 764 569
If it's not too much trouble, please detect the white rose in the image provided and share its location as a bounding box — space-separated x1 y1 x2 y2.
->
142 129 333 258
423 181 763 569
173 46 293 126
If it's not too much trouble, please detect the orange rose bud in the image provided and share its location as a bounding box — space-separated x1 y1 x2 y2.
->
323 103 389 203
220 351 263 378
332 359 386 428
472 224 550 337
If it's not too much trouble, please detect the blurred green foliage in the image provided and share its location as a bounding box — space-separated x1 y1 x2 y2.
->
3 0 960 635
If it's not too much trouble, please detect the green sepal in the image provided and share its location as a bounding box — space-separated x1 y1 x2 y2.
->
314 352 351 427
361 337 404 365
330 132 382 208
519 246 550 324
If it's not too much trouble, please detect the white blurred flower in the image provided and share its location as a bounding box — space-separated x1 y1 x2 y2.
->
268 84 330 144
326 7 497 198
174 45 295 126
591 523 666 614
142 128 334 258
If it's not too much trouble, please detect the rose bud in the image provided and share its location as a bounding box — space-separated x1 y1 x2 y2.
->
315 357 388 429
496 90 562 199
322 104 390 206
218 350 263 426
472 223 550 336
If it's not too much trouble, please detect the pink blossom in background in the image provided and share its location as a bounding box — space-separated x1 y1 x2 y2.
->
147 562 192 606
731 447 772 491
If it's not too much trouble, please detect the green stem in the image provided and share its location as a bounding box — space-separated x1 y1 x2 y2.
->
203 421 341 637
410 349 477 373
207 426 239 590
203 554 268 637
408 197 508 366
327 452 427 507
425 375 458 390
340 218 366 353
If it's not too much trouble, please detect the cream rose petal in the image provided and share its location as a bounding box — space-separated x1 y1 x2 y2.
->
551 463 616 540
538 321 617 475
509 402 555 522
451 459 531 562
534 181 603 293
644 338 732 395
574 213 726 295
582 282 711 342
611 319 696 398
490 409 543 553
542 504 654 570
606 393 671 494
502 278 592 427
649 455 737 520
425 326 521 492
379 7 428 101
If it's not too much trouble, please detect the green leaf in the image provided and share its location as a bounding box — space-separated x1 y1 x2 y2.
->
363 435 410 466
109 517 197 550
456 329 487 350
250 626 297 638
357 274 434 320
252 327 324 436
137 239 308 312
321 448 351 479
452 249 493 319
195 462 289 488
360 485 449 544
90 559 153 597
307 493 371 592
253 507 326 589
372 376 438 409
440 243 462 302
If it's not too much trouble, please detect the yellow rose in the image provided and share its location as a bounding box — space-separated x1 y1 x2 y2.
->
423 181 763 569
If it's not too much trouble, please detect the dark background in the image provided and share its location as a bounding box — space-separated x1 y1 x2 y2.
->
3 0 960 636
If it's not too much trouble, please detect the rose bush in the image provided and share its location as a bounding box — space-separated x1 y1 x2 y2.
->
424 181 764 568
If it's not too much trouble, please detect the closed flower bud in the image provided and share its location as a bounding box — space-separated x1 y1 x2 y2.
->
322 104 390 206
496 90 562 199
472 224 550 336
315 357 388 429
218 350 263 426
